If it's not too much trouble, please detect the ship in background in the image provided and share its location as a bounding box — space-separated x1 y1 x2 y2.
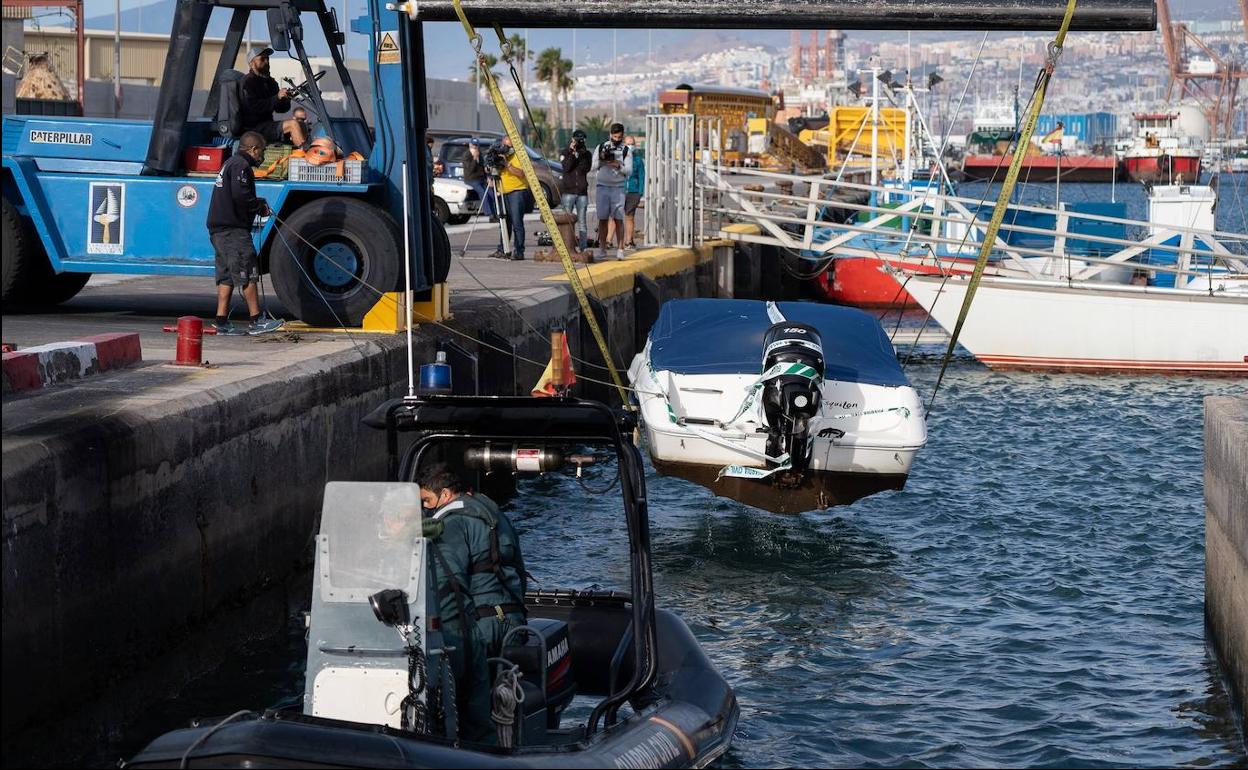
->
1120 111 1204 184
959 101 1119 182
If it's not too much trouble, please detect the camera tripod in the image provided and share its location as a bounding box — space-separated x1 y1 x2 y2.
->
484 174 512 258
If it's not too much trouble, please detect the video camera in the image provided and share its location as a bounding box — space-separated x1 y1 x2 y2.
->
484 141 514 175
598 142 619 164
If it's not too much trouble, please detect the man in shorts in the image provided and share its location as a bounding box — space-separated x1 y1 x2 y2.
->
240 47 307 148
590 122 633 261
206 131 283 335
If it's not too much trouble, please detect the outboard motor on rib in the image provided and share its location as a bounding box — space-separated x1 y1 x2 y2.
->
760 322 825 482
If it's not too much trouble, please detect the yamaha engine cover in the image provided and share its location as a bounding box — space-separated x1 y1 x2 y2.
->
761 323 825 477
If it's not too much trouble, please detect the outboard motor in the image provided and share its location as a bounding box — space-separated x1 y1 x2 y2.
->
760 322 825 481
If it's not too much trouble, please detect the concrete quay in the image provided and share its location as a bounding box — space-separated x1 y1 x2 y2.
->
1205 396 1248 731
0 235 768 751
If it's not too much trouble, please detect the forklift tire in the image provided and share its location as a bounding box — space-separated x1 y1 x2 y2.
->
32 271 92 305
270 196 401 328
432 197 451 226
2 196 32 304
431 215 451 284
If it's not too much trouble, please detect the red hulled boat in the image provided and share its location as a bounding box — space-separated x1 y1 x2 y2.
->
1121 113 1202 184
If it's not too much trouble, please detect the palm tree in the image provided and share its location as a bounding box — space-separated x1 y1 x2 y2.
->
557 58 575 133
535 47 565 128
577 114 610 139
505 32 530 86
467 53 499 91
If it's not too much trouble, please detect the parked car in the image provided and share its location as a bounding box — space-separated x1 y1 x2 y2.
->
439 137 562 208
426 128 503 162
431 177 480 225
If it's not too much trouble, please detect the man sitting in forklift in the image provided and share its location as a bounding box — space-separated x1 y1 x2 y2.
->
240 47 308 149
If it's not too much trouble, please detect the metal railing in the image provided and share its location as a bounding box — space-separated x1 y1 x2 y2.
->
643 114 696 248
694 165 1248 292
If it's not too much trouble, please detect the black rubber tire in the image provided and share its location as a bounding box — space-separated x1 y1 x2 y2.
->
448 214 470 226
540 182 557 208
1 195 28 304
2 197 91 308
430 215 452 284
270 196 401 328
432 197 451 225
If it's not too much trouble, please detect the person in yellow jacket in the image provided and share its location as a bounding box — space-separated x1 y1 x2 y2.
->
488 136 530 261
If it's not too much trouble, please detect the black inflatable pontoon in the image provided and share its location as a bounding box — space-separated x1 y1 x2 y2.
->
124 397 738 769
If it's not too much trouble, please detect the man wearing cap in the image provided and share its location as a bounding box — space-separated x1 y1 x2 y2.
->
462 138 495 221
590 122 633 261
240 47 307 148
559 129 592 251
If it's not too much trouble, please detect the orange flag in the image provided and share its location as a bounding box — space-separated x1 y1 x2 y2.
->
531 335 576 396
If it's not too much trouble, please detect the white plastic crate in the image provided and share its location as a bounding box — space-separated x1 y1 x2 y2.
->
288 158 364 184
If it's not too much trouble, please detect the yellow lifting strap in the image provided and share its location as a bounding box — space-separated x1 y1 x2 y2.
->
929 0 1079 410
450 0 631 404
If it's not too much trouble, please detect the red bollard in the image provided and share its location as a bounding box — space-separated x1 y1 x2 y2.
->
173 316 204 366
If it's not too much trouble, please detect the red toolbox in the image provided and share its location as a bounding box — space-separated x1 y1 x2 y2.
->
184 145 229 173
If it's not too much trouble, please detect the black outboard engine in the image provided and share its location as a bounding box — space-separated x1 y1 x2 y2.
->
761 322 825 482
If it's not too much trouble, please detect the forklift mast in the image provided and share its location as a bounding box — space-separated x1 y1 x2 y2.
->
142 0 431 289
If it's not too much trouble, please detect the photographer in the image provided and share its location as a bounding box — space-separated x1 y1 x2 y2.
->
559 129 593 251
462 138 496 221
487 136 530 261
590 122 633 260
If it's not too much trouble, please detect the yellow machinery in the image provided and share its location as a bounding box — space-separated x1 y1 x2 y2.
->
818 105 908 169
659 84 823 171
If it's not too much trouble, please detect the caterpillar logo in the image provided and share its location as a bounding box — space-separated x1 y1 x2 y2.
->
547 637 569 667
30 130 93 146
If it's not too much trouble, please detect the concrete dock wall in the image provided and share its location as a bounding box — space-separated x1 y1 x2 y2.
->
1205 395 1248 727
1 241 740 742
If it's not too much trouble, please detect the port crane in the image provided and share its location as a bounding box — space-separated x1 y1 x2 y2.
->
1156 0 1246 140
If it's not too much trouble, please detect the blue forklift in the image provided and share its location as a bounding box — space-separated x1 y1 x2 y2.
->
1 0 444 326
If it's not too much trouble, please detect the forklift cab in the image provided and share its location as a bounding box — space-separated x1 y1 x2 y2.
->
150 0 372 168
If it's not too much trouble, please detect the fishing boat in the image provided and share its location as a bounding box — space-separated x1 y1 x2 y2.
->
125 397 738 767
897 183 1248 374
1121 112 1202 184
628 299 927 513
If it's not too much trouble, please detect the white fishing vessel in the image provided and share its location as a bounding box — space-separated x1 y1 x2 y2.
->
628 299 927 513
898 184 1248 374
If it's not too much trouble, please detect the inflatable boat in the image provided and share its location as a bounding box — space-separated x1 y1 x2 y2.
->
125 397 737 768
628 299 927 513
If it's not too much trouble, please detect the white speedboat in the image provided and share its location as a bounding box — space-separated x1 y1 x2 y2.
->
628 299 927 513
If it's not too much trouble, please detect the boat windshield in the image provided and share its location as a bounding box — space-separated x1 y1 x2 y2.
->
318 481 423 603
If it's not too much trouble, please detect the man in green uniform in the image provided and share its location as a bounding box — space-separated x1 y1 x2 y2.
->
418 467 492 744
418 463 527 658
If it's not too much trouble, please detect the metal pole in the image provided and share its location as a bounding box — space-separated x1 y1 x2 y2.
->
612 29 617 122
476 57 481 130
113 0 122 117
870 62 879 188
571 29 577 129
401 161 415 398
343 0 350 61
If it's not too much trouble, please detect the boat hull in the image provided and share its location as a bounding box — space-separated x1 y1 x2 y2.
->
903 274 1248 374
961 153 1119 182
1122 152 1201 184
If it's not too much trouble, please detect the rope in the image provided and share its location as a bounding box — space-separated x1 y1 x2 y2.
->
450 0 630 405
178 710 253 769
927 0 1079 413
490 662 525 748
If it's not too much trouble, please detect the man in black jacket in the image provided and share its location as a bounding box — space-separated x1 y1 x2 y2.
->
240 47 307 148
462 139 495 220
558 129 592 250
206 131 283 336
